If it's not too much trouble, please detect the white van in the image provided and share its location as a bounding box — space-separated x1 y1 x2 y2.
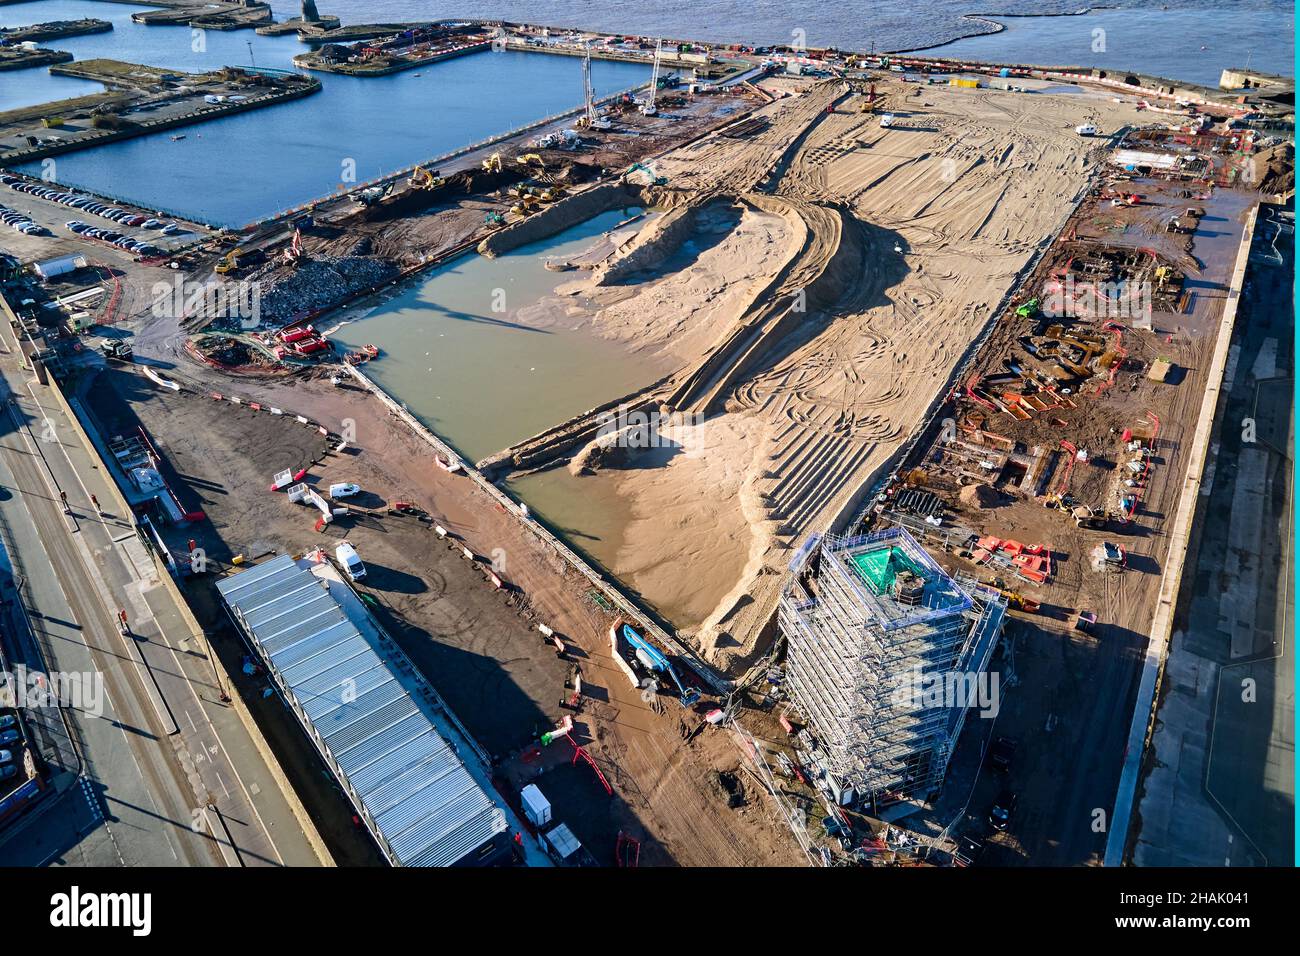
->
1075 123 1098 136
335 542 366 582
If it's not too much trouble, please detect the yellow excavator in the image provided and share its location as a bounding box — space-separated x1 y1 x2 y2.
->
409 165 444 190
214 250 239 275
515 152 545 170
482 152 503 174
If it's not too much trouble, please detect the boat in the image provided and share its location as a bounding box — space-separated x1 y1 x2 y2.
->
170 134 186 141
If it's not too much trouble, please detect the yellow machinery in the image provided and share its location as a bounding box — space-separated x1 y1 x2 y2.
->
409 165 444 190
214 250 238 275
510 195 541 217
482 152 503 174
515 152 544 169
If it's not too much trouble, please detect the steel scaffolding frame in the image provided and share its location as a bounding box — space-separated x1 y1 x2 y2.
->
779 526 1006 805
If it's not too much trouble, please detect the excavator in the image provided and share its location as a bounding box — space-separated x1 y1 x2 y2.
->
988 578 1041 614
408 165 444 190
482 152 503 174
618 621 700 708
515 152 545 170
624 161 667 187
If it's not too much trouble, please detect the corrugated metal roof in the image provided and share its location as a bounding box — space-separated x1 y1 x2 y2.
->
217 554 507 866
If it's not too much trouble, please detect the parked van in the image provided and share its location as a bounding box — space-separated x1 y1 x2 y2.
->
335 542 366 581
1075 123 1098 136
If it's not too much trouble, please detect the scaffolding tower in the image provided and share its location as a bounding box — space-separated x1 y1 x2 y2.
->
779 526 1006 809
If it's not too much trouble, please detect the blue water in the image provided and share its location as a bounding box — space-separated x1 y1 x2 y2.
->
2 0 1292 224
268 0 1294 74
937 7 1294 87
4 1 650 225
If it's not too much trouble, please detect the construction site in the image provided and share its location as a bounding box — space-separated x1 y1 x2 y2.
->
1 9 1292 868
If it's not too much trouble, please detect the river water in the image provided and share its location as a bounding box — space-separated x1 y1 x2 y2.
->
3 1 651 226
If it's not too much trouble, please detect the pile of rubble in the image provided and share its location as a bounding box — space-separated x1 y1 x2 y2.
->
248 255 399 323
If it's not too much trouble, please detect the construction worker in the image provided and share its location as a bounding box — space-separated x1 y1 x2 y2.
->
90 493 101 515
117 608 129 636
59 490 69 513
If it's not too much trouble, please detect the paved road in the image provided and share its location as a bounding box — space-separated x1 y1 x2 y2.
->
1133 204 1295 867
0 314 321 867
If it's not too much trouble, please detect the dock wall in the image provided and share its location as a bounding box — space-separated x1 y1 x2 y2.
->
0 79 321 167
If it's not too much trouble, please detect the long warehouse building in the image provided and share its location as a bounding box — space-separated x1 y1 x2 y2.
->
217 553 515 867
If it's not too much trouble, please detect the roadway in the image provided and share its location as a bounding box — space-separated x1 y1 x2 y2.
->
1132 203 1295 866
0 310 323 866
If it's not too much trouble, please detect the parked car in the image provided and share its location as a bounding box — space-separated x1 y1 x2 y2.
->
328 482 360 500
0 714 17 730
0 749 13 764
989 736 1017 772
0 765 17 781
0 729 20 746
989 790 1017 830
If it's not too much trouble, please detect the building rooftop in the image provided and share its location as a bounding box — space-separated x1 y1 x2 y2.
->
216 553 509 867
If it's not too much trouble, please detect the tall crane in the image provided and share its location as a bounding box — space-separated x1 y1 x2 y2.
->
578 43 612 129
640 38 663 115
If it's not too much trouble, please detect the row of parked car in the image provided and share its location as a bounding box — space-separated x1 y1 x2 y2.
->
0 173 184 241
0 711 23 782
64 220 164 257
0 204 49 237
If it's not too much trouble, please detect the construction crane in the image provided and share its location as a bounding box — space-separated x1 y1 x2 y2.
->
577 42 612 130
640 38 663 115
618 622 700 708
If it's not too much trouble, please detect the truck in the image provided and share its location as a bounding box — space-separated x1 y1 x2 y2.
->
335 542 366 581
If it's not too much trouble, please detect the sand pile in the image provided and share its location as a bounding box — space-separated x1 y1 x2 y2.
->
960 482 1003 509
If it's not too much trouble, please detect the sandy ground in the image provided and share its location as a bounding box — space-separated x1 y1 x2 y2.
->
499 77 1152 669
558 202 800 365
79 348 806 866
